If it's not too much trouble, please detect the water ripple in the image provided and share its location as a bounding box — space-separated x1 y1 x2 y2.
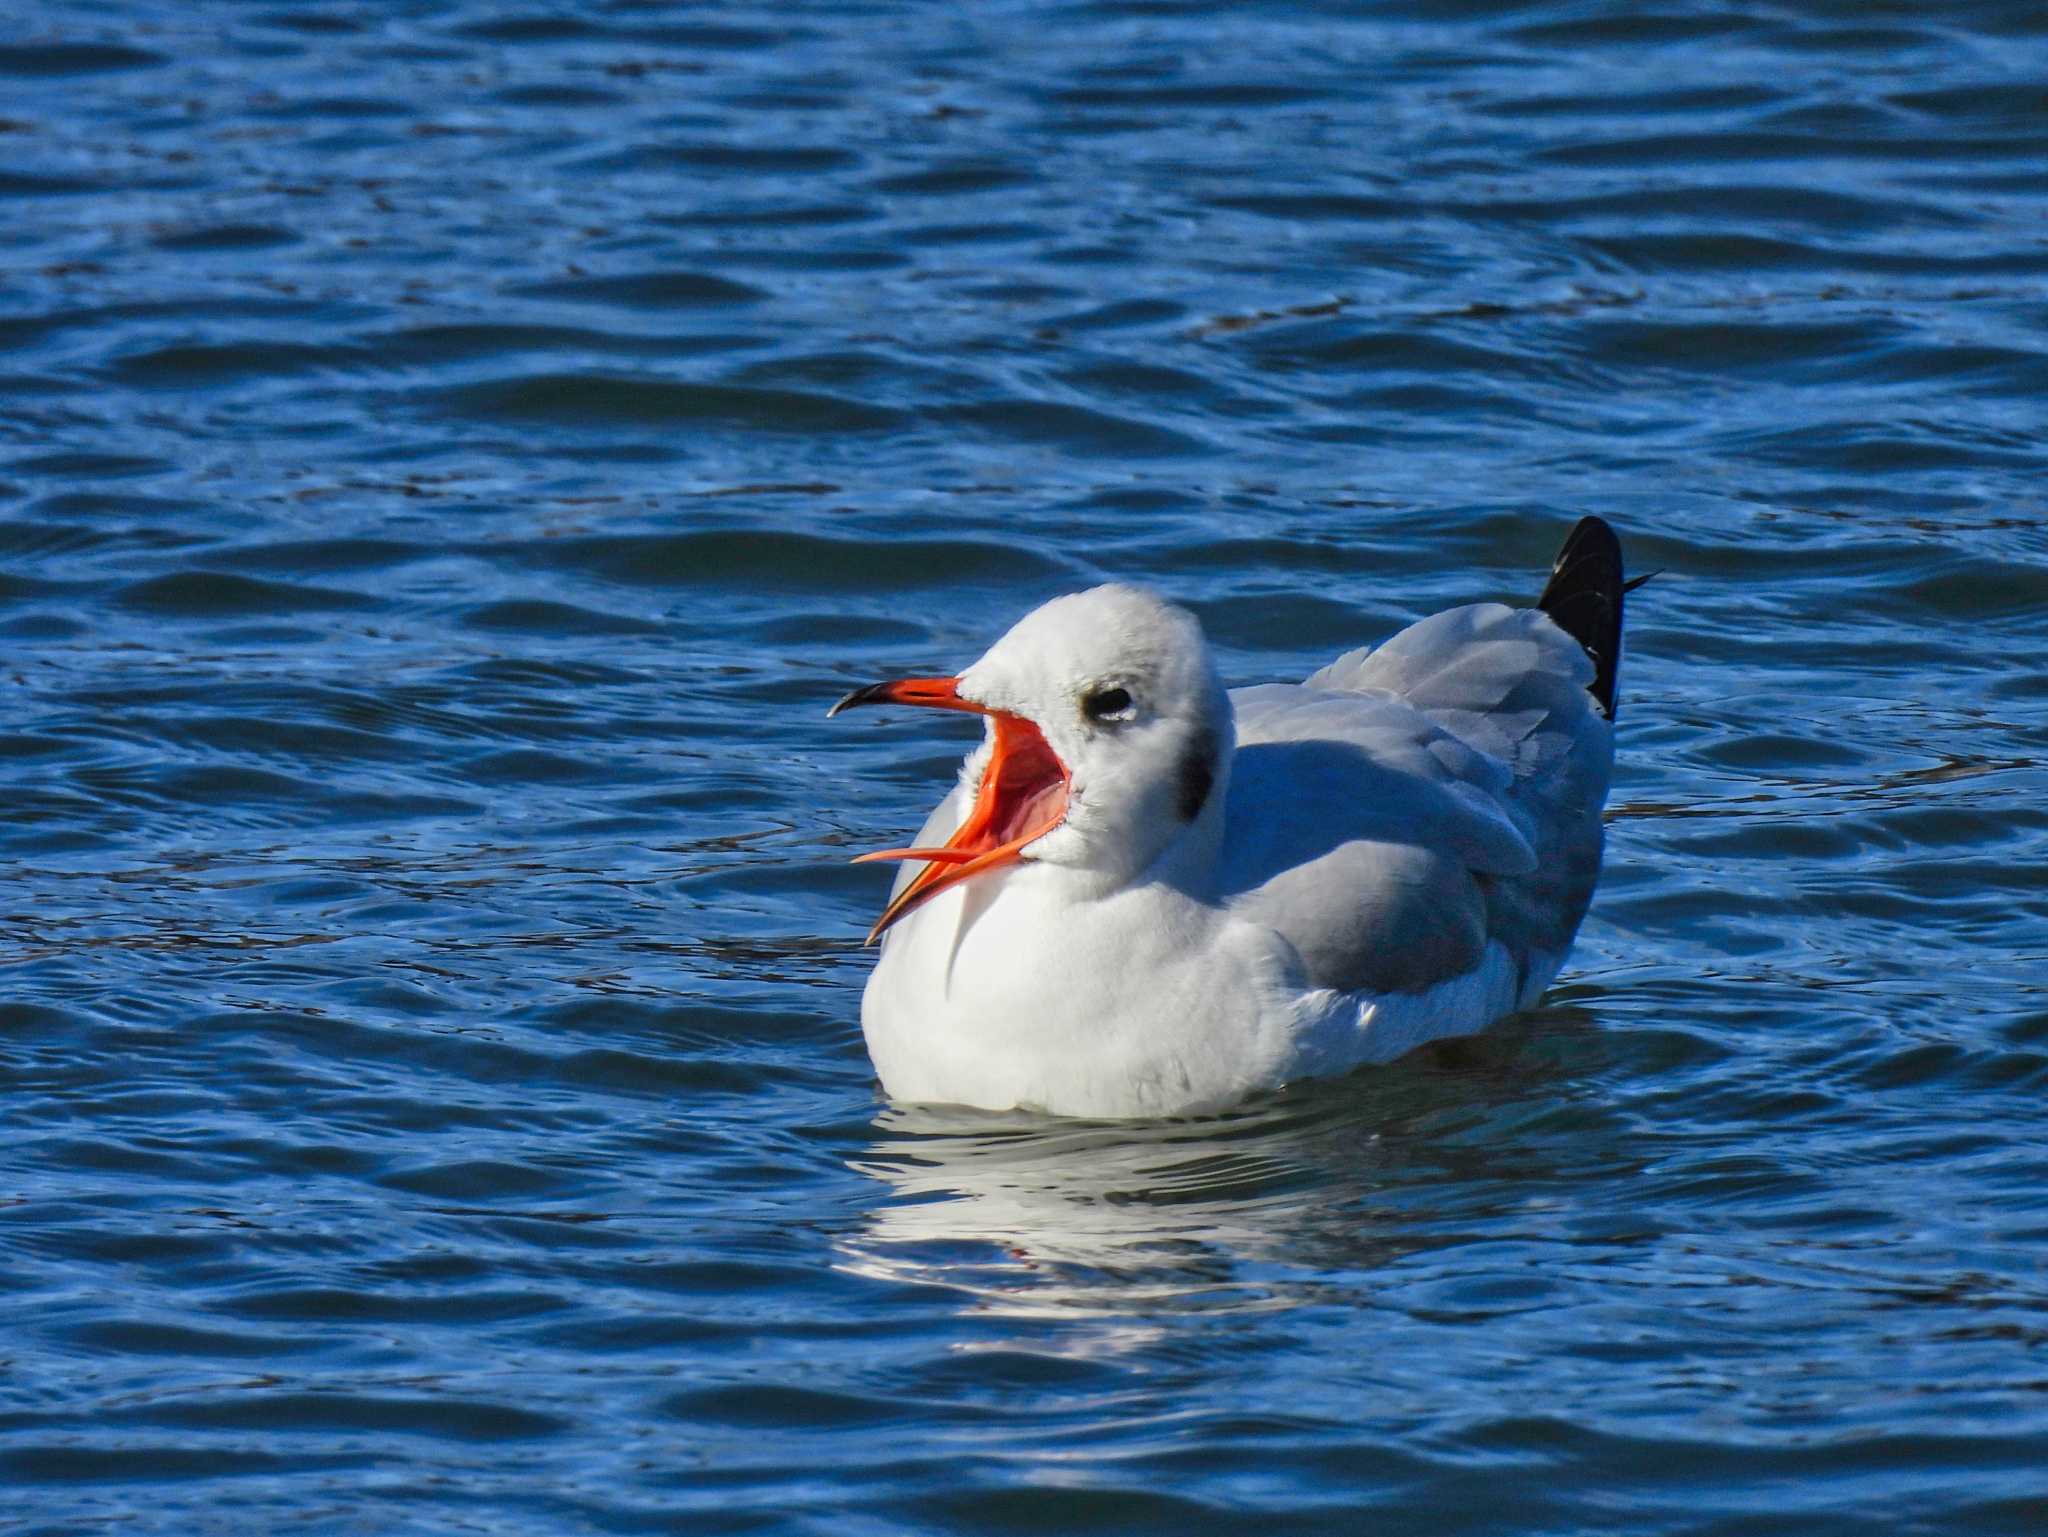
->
4 0 2047 1532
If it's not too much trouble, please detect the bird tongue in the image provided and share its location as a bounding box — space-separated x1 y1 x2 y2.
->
855 712 1070 942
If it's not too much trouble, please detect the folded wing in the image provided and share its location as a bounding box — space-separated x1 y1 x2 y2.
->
1218 599 1614 997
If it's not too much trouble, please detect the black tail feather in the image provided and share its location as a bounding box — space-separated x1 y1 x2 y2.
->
1536 516 1629 720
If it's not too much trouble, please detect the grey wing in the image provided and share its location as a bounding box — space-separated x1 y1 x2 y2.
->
1218 602 1611 997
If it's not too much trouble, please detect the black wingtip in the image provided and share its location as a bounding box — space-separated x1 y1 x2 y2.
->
1536 515 1630 720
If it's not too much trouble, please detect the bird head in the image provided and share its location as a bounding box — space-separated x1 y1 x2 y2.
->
832 584 1233 941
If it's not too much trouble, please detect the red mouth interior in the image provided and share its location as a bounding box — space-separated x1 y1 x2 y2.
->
857 712 1071 939
980 717 1067 846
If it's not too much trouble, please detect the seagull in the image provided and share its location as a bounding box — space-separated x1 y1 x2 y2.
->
830 518 1636 1119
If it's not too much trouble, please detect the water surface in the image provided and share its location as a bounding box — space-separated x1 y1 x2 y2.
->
4 1 2048 1532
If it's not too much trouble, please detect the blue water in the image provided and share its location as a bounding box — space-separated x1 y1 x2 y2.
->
5 1 2048 1530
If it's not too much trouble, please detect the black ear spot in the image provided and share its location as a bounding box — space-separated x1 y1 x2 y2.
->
1177 728 1217 821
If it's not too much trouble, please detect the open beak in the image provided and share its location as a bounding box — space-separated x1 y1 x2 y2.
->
830 676 1071 944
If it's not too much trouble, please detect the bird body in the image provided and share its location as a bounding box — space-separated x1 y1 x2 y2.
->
835 520 1630 1118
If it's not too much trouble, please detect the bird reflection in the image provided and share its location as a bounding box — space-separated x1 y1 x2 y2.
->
836 1009 1598 1335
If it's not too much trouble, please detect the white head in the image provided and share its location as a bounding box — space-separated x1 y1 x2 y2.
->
958 585 1232 875
832 584 1234 938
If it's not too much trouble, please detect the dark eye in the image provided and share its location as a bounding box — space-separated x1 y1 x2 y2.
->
1082 685 1134 723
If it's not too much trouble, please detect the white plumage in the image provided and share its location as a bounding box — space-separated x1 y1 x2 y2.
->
833 521 1629 1118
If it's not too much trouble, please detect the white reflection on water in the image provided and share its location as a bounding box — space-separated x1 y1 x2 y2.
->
836 1010 1605 1335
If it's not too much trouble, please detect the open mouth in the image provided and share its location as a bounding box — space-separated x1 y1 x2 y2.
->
829 677 1071 943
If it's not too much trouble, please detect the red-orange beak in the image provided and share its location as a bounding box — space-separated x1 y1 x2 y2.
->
830 676 1071 944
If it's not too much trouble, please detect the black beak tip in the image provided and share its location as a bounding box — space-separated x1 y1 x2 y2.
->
826 686 866 719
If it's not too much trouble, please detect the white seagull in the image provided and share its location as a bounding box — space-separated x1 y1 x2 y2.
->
831 518 1636 1118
